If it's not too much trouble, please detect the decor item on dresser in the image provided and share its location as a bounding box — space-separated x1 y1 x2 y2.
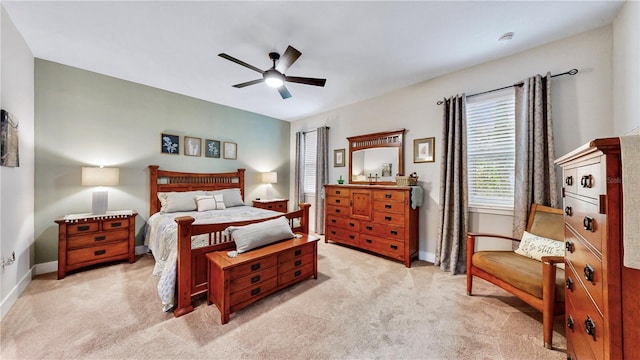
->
184 136 201 156
205 139 221 158
161 133 179 154
146 165 310 317
466 203 565 349
413 137 435 163
223 141 237 159
348 129 404 185
55 210 137 279
556 137 640 359
334 148 345 167
253 198 288 213
324 184 421 267
82 166 119 215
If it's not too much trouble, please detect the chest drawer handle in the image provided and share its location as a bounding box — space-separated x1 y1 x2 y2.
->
366 226 373 230
250 287 261 296
565 240 574 253
583 216 594 232
567 315 574 330
365 239 373 244
580 175 592 188
331 219 337 223
294 270 302 277
336 190 341 195
390 244 398 250
335 199 341 204
251 263 261 271
94 236 106 242
331 230 337 235
584 264 595 284
349 235 355 239
565 176 573 186
78 225 91 232
94 250 106 256
390 230 398 236
384 216 392 221
294 260 302 267
349 222 355 227
335 209 341 213
585 316 596 341
251 275 261 284
110 222 122 228
564 206 572 216
385 194 392 199
384 204 392 209
566 277 574 291
294 250 302 256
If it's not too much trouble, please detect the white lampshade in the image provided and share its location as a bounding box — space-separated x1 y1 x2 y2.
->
262 172 277 184
82 167 119 186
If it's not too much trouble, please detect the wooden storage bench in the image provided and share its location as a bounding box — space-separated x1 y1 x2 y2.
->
206 234 320 324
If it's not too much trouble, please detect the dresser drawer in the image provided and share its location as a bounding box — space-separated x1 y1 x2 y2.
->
326 187 350 197
372 212 405 226
576 162 605 200
229 266 278 294
230 277 278 309
326 226 359 246
279 262 315 286
67 222 100 235
67 241 129 266
229 256 278 279
360 234 404 261
373 190 406 202
278 243 314 263
373 200 405 214
67 229 129 249
566 227 604 313
279 253 314 274
565 276 604 359
564 195 603 253
361 222 405 241
326 205 349 217
327 215 360 231
563 167 578 196
326 195 349 207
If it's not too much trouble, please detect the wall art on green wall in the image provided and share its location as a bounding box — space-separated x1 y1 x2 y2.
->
161 133 179 155
205 139 221 158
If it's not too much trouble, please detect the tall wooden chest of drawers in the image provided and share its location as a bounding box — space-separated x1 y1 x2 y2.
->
55 211 137 279
556 138 640 359
324 184 419 267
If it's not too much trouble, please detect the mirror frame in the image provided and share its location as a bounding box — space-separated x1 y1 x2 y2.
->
347 129 405 185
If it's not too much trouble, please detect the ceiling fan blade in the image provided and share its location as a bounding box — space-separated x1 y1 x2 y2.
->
275 46 302 73
218 53 264 74
232 79 263 88
277 85 292 99
285 76 327 87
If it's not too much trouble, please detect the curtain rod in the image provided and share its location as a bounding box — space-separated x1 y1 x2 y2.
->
436 68 578 105
302 126 330 134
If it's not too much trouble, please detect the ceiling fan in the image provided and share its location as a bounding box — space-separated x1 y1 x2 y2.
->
218 45 326 99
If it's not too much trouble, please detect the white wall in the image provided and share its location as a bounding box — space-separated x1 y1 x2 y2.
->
613 0 640 136
291 26 616 262
0 6 35 320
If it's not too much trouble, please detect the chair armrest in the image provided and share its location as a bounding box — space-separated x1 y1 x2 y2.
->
541 255 564 265
467 232 520 242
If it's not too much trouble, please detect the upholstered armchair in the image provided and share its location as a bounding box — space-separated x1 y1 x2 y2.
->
466 203 565 349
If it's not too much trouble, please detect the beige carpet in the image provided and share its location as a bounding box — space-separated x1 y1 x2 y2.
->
1 239 565 359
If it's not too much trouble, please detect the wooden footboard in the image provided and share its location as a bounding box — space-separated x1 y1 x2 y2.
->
172 203 310 317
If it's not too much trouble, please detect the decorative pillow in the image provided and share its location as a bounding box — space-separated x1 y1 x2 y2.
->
196 194 226 211
210 188 244 207
225 216 295 254
158 191 206 212
515 231 565 269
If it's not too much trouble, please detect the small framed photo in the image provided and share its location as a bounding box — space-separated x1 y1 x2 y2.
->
334 149 345 167
223 141 237 159
414 137 435 163
184 136 201 157
161 133 180 155
205 139 221 158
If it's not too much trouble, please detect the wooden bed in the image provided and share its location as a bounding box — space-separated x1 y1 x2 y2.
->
148 165 310 317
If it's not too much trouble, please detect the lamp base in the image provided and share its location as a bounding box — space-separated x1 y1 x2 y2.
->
92 191 108 215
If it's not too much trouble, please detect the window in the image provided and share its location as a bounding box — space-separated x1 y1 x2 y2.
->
466 88 516 210
303 130 317 194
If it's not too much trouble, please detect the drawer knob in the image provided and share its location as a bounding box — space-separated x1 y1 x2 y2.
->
251 287 261 296
331 230 336 235
251 275 261 284
565 240 574 253
580 174 592 188
390 230 398 236
385 194 392 199
94 250 106 256
583 216 594 232
384 216 392 221
331 219 336 223
78 225 91 232
294 270 302 277
567 315 574 330
365 239 373 244
110 222 122 228
336 190 341 195
585 316 596 341
584 264 595 284
251 263 261 271
366 226 373 230
349 223 355 227
335 199 341 204
390 244 398 250
566 277 574 291
349 235 355 239
294 250 302 256
335 209 341 213
385 204 392 209
94 236 106 242
294 260 302 267
564 206 572 216
565 176 573 186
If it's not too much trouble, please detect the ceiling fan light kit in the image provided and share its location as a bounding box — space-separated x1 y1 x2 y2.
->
219 45 326 99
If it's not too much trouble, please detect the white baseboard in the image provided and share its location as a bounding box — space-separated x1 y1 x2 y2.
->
420 250 436 264
1 266 34 320
135 245 148 255
35 261 57 275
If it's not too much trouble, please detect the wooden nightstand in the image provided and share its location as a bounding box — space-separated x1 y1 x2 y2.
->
252 199 288 213
55 210 137 279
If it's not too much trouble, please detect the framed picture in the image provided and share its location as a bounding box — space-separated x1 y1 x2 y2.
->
161 133 180 155
205 139 221 158
184 136 201 156
414 137 435 163
223 141 237 159
1 109 19 167
334 148 345 167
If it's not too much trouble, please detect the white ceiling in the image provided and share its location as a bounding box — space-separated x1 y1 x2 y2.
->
2 1 625 121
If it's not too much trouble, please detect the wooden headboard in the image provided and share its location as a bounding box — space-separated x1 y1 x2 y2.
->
149 165 246 215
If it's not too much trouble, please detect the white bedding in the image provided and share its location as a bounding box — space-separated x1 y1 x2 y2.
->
144 205 282 312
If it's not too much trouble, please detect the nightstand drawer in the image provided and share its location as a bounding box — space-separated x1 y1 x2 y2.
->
67 222 100 235
67 229 129 249
67 241 129 266
103 218 129 230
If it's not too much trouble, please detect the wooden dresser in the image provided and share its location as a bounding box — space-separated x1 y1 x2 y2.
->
324 184 419 267
206 234 319 324
55 211 137 279
556 138 639 359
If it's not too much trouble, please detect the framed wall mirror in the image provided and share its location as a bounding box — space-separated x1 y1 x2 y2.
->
347 129 405 185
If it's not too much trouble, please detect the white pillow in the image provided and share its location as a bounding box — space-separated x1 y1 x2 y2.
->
225 216 295 254
158 191 206 212
196 194 226 211
515 231 565 269
210 188 244 207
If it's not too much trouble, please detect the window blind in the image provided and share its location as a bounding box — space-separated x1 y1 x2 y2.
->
303 131 317 194
466 89 515 209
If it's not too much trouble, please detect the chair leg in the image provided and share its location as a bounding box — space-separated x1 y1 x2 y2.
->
542 261 556 349
466 273 473 296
